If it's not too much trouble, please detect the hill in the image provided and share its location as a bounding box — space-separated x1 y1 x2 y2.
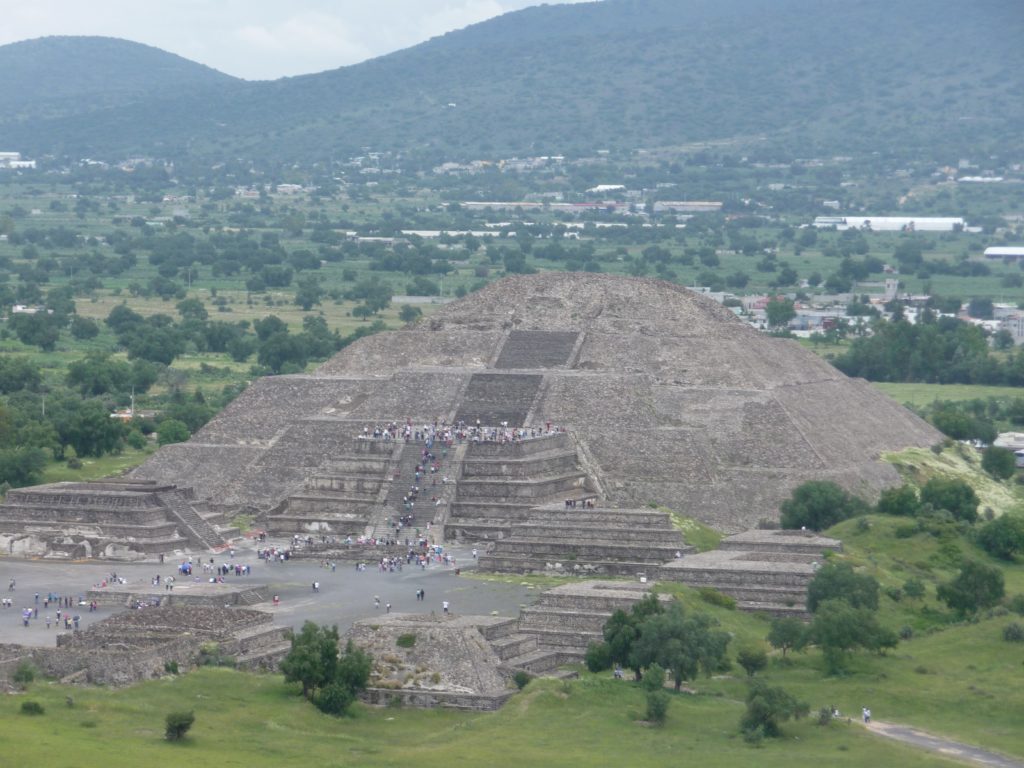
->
1 0 1022 163
0 36 238 124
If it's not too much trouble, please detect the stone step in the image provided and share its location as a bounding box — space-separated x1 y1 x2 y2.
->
464 432 572 459
479 555 662 577
489 634 540 661
456 472 588 501
519 607 614 633
504 526 685 545
688 584 808 605
461 450 581 479
445 522 514 542
737 601 811 619
515 626 601 651
487 540 685 560
660 567 814 589
234 641 291 670
501 648 563 674
534 591 664 613
478 617 520 641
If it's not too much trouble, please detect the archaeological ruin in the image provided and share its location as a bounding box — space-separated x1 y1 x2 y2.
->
0 273 940 561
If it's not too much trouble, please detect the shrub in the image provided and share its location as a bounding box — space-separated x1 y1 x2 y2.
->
396 633 416 649
876 484 920 517
584 641 612 672
1007 594 1024 616
12 661 36 688
982 447 1017 480
977 514 1024 561
646 690 670 725
895 522 920 539
780 481 870 531
737 647 768 677
1004 623 1024 642
513 670 533 690
164 660 179 674
165 710 195 741
641 663 666 693
314 682 356 715
885 586 903 603
20 701 45 716
937 560 1005 615
899 625 914 640
920 477 979 523
697 587 736 610
66 457 83 469
816 707 833 726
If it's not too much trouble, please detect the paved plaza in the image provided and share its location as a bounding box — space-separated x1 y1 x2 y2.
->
0 539 535 647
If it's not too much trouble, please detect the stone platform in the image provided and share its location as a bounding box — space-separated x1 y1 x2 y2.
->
87 580 268 608
659 529 842 617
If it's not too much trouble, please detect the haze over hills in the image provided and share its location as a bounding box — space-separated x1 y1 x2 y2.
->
0 0 1021 164
0 36 239 123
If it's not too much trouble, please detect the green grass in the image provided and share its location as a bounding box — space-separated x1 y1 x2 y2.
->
0 668 964 768
873 382 1024 408
664 509 723 552
39 446 156 484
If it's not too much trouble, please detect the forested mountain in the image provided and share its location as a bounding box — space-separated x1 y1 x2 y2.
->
0 36 238 123
1 0 1021 163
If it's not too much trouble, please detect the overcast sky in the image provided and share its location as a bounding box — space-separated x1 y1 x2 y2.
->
0 0 588 80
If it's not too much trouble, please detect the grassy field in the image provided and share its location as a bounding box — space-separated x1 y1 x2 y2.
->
873 382 1024 408
0 667 969 768
39 445 156 484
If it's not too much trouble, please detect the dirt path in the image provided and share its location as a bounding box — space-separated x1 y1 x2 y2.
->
867 721 1024 768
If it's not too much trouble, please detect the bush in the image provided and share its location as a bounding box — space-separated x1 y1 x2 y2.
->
982 447 1017 480
876 484 920 517
899 625 914 640
513 670 533 690
641 663 666 693
163 660 179 674
646 690 670 725
165 710 195 741
937 560 1005 615
1003 623 1024 642
584 640 612 672
1007 594 1024 616
66 457 83 469
396 633 416 648
920 477 979 523
697 587 736 609
12 660 36 688
737 647 768 677
977 514 1024 561
780 480 869 531
20 701 45 716
314 682 356 715
885 586 903 603
816 707 833 726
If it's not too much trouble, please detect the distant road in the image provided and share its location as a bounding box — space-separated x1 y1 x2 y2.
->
867 721 1024 768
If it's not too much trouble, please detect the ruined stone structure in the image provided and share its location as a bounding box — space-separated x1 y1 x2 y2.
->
660 529 842 617
0 606 289 687
347 580 663 709
126 273 938 538
0 480 235 558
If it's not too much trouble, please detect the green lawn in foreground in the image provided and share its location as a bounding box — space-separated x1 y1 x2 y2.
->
0 669 960 768
873 382 1024 408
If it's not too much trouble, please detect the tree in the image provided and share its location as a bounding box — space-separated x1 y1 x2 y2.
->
175 297 208 322
58 400 125 458
920 477 979 523
157 419 191 446
740 680 809 738
164 710 195 741
806 599 896 674
780 480 869 531
806 562 879 613
982 447 1016 481
902 577 926 601
630 602 730 691
69 315 100 340
399 304 422 323
737 646 768 677
976 514 1024 561
602 594 664 680
281 622 340 699
937 560 1005 615
876 484 920 517
767 617 805 658
10 313 60 351
765 298 796 328
294 275 325 310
